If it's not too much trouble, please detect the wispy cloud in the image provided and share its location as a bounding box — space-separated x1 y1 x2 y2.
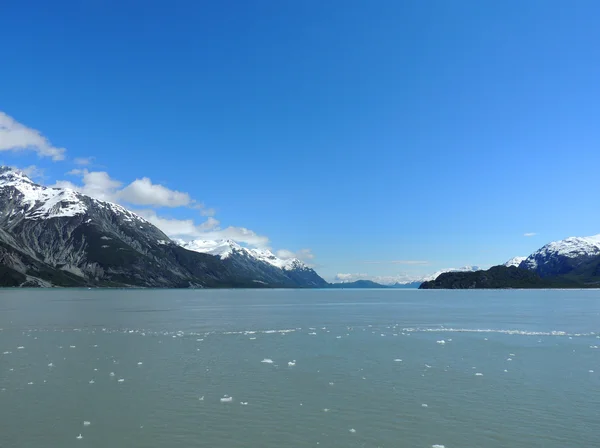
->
74 157 94 166
0 112 66 160
363 260 428 265
19 165 45 180
523 232 537 237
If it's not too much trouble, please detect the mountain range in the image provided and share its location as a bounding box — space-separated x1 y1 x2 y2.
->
421 234 600 289
0 167 326 288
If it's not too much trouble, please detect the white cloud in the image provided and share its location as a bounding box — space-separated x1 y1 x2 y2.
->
66 169 122 202
63 170 193 208
277 248 315 262
524 232 536 237
199 226 270 248
0 112 66 160
119 177 192 208
17 165 44 180
74 157 94 166
135 210 269 248
200 207 216 217
50 169 272 248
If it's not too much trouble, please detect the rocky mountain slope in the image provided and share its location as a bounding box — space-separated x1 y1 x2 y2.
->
179 239 327 287
0 167 326 288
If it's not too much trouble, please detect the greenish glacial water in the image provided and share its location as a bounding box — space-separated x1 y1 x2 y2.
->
1 288 599 448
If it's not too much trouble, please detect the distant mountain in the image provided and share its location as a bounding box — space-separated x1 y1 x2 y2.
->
179 239 327 287
419 266 571 289
328 280 388 289
390 281 422 289
519 235 600 277
0 167 326 288
422 234 600 289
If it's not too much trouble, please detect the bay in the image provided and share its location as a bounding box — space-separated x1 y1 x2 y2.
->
1 288 599 448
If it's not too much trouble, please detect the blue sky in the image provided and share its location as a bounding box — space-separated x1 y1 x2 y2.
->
1 0 600 282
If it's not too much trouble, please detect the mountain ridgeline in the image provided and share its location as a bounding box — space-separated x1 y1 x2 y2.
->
0 167 327 288
420 235 600 289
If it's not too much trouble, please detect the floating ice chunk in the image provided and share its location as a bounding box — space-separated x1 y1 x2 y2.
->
509 353 515 356
394 359 402 362
323 408 329 412
421 403 428 408
220 396 233 403
94 368 98 371
76 434 83 440
70 346 76 349
475 373 483 376
329 382 334 386
589 370 594 373
308 332 317 335
288 361 296 366
425 364 431 369
48 363 54 367
89 380 95 384
199 396 204 401
240 402 248 405
349 428 356 433
118 378 125 383
261 358 273 364
109 372 115 377
137 362 143 365
17 346 24 350
2 351 11 355
83 421 91 426
507 358 512 361
436 340 446 344
336 336 342 339
249 337 257 340
432 445 445 448
504 369 508 372
28 382 34 385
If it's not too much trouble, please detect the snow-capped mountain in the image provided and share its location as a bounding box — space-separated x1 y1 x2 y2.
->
503 256 526 268
519 234 600 277
0 167 326 288
421 266 481 282
179 239 327 287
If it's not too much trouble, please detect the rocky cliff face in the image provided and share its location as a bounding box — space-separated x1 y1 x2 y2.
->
0 167 326 288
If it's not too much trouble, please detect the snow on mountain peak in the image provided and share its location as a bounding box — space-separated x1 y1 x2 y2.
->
422 265 481 282
521 234 600 270
503 256 526 268
0 166 153 223
179 239 243 258
179 238 308 271
0 166 87 219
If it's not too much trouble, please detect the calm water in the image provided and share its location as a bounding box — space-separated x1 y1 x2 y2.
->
1 289 600 448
